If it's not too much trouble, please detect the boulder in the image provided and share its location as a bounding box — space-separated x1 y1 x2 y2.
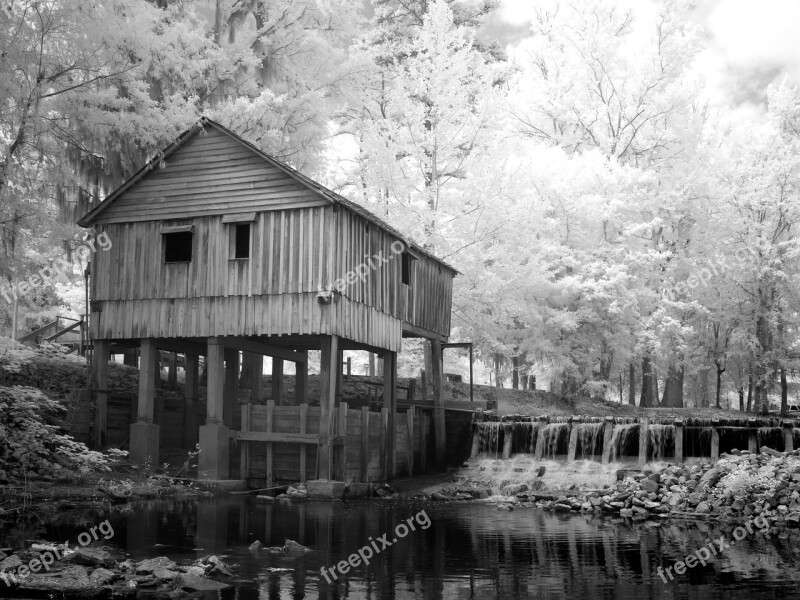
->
175 574 232 592
70 548 116 568
136 557 178 574
0 555 22 571
306 480 345 499
89 567 117 585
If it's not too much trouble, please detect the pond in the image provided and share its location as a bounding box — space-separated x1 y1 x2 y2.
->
2 496 800 599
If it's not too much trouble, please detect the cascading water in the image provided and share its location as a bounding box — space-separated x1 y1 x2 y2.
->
539 423 571 459
609 424 638 462
576 423 604 459
647 424 675 461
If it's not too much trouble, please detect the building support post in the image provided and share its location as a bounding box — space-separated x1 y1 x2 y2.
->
431 339 445 471
383 350 398 478
92 339 109 449
295 351 308 405
199 337 229 480
184 353 199 449
318 335 339 480
245 352 262 403
272 358 284 405
130 338 160 465
223 348 238 427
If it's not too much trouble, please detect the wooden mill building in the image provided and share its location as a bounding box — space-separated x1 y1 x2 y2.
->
77 118 455 482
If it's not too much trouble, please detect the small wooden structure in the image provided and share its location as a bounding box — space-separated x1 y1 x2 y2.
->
78 118 455 481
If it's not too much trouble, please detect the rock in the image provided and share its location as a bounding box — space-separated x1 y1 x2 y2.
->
619 508 634 517
641 479 659 494
153 568 180 581
175 574 232 592
761 446 782 457
699 469 721 488
306 479 345 499
249 540 263 551
181 566 206 577
0 555 22 571
430 492 449 501
196 555 233 576
470 488 491 500
589 496 605 507
89 567 117 585
732 498 746 511
70 548 115 568
136 557 178 574
695 502 711 514
554 503 572 512
454 493 474 501
632 506 650 517
497 503 514 511
536 466 546 477
19 566 103 597
668 493 683 507
786 512 800 525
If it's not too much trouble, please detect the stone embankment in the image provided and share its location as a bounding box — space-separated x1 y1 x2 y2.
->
431 448 800 529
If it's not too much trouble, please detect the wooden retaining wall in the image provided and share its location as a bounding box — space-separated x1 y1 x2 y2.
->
239 401 430 486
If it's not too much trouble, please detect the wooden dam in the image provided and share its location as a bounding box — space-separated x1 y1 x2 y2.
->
471 413 800 464
78 118 459 484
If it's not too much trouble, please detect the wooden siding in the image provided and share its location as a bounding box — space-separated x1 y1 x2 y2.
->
93 127 327 223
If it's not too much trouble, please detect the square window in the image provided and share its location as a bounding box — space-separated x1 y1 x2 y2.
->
402 251 413 285
163 231 193 262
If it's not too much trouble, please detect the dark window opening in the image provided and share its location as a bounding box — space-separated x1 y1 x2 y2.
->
164 231 193 263
402 251 413 285
234 223 250 259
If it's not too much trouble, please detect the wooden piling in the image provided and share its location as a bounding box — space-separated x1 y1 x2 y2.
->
407 407 415 475
265 400 274 487
567 420 579 462
674 419 684 463
638 418 649 465
360 406 369 482
299 403 308 482
601 417 614 464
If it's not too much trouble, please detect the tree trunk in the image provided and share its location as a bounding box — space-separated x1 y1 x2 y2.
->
511 355 519 390
781 368 788 416
494 353 502 388
628 363 636 405
640 357 653 408
652 365 660 406
746 375 753 413
714 360 726 409
599 340 613 381
738 387 744 412
661 363 684 407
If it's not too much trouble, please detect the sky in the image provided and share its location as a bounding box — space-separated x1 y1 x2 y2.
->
488 0 800 119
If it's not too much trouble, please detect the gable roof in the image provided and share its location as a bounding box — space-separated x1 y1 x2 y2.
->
77 118 457 274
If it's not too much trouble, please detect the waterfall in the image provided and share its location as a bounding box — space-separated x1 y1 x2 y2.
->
577 423 604 459
647 424 675 461
609 424 638 462
540 423 570 459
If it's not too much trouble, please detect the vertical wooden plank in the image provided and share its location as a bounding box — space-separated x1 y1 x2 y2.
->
360 407 369 483
266 400 274 488
138 339 157 422
299 403 308 483
240 403 251 480
247 352 262 403
93 339 110 448
419 412 427 472
318 335 338 480
271 358 284 405
383 352 397 478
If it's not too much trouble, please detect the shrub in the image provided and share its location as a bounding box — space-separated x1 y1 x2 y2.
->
0 385 124 483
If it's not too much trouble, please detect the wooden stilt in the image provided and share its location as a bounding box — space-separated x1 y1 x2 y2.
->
93 339 109 449
271 358 284 405
299 403 308 482
246 353 262 403
184 353 199 449
384 350 397 478
223 348 239 427
295 351 308 405
360 406 369 482
431 339 445 471
318 335 339 480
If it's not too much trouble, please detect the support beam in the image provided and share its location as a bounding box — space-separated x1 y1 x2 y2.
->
131 338 159 465
199 338 228 480
318 335 339 480
223 349 239 427
184 354 199 449
638 418 649 466
92 339 110 449
246 352 262 403
601 418 614 464
271 358 284 405
219 337 307 363
431 339 445 471
295 351 308 405
674 420 684 464
384 350 398 478
155 339 206 357
335 346 344 405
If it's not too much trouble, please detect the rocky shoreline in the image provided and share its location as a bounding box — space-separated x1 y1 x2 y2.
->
428 447 800 530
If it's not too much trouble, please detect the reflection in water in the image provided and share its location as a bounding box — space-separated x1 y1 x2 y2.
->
1 497 800 599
